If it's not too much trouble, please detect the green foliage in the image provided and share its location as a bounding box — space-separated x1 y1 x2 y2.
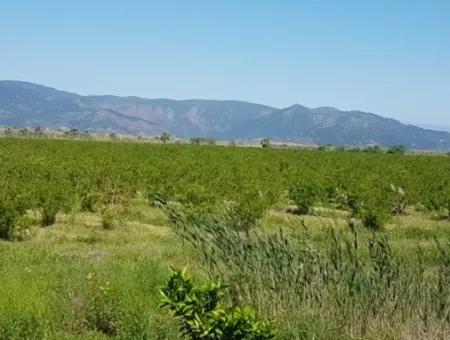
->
0 138 449 223
289 185 317 215
361 206 390 230
39 196 61 227
0 200 18 240
167 210 450 338
0 138 449 339
160 268 275 339
0 313 49 339
387 144 406 155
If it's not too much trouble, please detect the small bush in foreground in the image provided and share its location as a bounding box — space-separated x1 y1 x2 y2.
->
160 268 275 339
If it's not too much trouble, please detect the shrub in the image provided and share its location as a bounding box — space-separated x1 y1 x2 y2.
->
160 268 275 339
361 208 389 230
289 185 316 215
387 145 406 155
37 189 70 227
40 199 60 226
224 199 263 233
0 200 18 240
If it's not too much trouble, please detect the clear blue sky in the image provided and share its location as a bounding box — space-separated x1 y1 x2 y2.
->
1 0 450 126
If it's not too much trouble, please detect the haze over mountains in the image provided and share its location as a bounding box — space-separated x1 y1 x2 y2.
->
0 81 449 150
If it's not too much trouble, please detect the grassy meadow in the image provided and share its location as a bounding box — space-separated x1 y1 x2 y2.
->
0 138 449 339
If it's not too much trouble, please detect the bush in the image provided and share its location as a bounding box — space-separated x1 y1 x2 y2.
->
224 200 263 233
289 185 316 215
37 189 70 227
0 200 18 240
40 199 60 227
387 145 406 155
160 268 275 339
361 208 389 231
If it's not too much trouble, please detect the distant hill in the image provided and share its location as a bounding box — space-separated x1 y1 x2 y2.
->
1 80 449 150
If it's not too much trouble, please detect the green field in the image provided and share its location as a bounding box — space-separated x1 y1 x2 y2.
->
0 138 449 339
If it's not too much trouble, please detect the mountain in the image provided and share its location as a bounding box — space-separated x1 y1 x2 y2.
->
1 80 449 150
416 123 450 133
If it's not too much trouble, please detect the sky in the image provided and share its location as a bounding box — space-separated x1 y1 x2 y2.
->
1 0 450 126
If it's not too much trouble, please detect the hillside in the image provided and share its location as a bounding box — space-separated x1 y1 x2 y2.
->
1 80 449 150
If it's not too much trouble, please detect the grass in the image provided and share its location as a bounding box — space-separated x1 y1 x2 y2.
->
0 194 449 339
0 199 185 339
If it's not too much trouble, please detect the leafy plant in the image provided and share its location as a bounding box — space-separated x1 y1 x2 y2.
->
361 207 389 230
289 185 316 215
37 188 71 227
160 268 275 339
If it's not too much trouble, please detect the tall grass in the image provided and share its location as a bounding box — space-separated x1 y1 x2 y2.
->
166 207 450 339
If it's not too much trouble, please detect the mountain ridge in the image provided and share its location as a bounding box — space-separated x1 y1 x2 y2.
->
1 80 449 150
